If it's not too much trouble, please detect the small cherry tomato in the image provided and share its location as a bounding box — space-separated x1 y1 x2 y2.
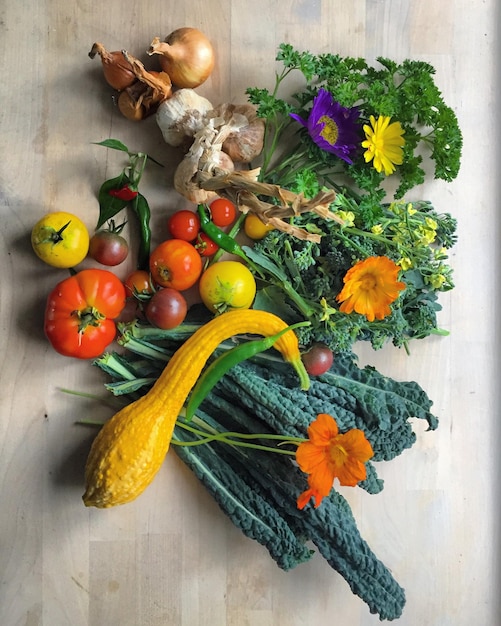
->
149 239 203 291
244 213 275 240
209 198 237 227
195 232 219 257
301 343 334 376
44 269 126 358
88 225 129 266
124 270 154 298
167 210 201 241
31 211 90 268
145 288 187 329
199 260 256 313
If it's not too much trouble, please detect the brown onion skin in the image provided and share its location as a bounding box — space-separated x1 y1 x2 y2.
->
149 28 215 88
89 43 136 91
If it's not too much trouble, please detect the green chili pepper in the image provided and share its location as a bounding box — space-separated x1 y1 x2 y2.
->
197 204 249 262
131 193 151 271
184 321 310 421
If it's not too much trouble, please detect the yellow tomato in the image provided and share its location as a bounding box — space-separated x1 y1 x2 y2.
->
199 261 257 313
244 213 274 240
31 211 90 268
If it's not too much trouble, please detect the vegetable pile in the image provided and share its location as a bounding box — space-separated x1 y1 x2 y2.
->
31 28 463 621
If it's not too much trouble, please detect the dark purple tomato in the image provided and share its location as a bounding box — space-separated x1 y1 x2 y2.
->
145 287 187 329
301 342 334 376
88 230 129 266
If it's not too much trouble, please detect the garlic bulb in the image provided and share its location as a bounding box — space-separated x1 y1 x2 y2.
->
156 89 213 147
210 103 265 163
174 118 235 203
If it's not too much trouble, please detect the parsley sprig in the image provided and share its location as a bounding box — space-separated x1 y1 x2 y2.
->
247 43 463 201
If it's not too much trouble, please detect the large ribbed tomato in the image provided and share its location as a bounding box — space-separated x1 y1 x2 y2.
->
44 269 126 358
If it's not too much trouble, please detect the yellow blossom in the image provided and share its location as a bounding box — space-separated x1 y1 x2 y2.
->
337 210 355 227
398 257 413 271
428 274 446 289
425 217 438 230
362 115 405 175
371 224 384 235
416 226 436 245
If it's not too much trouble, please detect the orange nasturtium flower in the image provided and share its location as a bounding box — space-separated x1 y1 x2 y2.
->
336 255 406 322
296 413 374 509
362 115 405 175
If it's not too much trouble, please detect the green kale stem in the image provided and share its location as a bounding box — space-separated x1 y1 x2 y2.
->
173 418 303 456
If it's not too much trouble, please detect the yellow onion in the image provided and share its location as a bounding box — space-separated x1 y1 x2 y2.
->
148 27 215 88
88 42 136 91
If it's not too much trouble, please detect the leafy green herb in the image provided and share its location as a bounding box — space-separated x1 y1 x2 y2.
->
248 43 462 198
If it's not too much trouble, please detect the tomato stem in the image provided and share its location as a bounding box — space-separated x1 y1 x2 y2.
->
73 306 106 333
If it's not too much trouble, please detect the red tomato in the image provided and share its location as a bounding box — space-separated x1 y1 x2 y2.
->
209 198 237 227
167 210 201 241
149 239 203 291
195 232 219 257
124 270 154 298
44 269 126 359
145 288 187 329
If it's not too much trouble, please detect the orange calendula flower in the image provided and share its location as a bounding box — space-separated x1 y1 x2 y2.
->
296 413 374 509
336 256 406 322
362 115 405 175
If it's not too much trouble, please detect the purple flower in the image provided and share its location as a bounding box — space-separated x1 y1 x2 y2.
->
290 89 361 164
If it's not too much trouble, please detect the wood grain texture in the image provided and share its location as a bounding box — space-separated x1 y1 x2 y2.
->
0 1 499 625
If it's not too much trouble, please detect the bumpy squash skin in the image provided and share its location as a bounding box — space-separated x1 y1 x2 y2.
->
83 310 309 508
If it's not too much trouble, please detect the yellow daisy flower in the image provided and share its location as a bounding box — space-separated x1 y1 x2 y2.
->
362 115 405 175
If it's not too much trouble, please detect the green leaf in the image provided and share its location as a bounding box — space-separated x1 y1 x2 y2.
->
253 287 298 321
96 173 130 229
242 245 288 282
94 138 130 153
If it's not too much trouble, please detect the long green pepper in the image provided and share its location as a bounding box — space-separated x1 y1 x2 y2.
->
197 204 249 262
185 321 310 421
131 193 151 271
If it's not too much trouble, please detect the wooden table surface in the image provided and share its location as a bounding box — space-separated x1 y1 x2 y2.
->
1 2 499 625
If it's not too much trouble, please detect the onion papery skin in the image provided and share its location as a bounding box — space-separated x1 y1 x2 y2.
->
149 28 215 89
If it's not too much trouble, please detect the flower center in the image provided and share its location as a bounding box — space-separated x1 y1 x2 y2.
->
360 273 377 291
329 440 348 467
318 115 339 146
